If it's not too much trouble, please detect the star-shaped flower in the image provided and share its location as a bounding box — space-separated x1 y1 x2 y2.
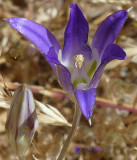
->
7 3 128 121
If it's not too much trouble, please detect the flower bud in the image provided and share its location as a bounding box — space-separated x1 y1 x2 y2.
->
5 84 39 159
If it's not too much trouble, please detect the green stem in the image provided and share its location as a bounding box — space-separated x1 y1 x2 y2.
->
57 104 81 160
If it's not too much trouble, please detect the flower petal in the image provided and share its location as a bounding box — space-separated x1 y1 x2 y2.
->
101 44 126 62
7 17 61 74
46 47 61 65
74 88 96 119
5 85 38 158
45 47 59 75
57 65 74 93
89 44 126 88
43 47 74 92
62 3 92 68
7 17 61 56
91 10 128 56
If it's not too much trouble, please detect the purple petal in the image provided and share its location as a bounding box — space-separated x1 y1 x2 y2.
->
7 17 61 56
43 46 74 92
7 17 61 74
62 3 92 67
91 10 128 56
45 47 74 92
46 47 60 75
46 47 61 65
57 65 74 93
74 88 96 119
101 44 126 62
89 44 126 88
36 45 74 93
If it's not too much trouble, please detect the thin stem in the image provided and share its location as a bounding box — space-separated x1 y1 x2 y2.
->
57 104 81 160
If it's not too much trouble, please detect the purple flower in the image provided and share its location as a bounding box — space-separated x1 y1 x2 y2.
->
7 3 128 120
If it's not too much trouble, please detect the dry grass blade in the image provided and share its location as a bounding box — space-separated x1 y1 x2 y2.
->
0 98 10 109
35 100 71 127
0 75 12 109
0 74 12 97
0 81 71 127
38 114 71 126
132 55 137 64
0 94 71 127
0 87 10 109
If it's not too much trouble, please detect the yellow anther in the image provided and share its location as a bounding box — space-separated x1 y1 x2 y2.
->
75 54 84 69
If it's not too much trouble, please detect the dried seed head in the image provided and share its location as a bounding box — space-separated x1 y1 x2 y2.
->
5 84 38 159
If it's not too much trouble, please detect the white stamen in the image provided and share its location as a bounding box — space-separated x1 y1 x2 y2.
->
127 7 133 13
75 54 84 69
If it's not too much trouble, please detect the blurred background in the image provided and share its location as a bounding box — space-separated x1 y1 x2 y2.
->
0 0 137 159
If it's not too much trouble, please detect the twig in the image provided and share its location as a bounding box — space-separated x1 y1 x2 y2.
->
96 97 137 113
0 82 137 113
